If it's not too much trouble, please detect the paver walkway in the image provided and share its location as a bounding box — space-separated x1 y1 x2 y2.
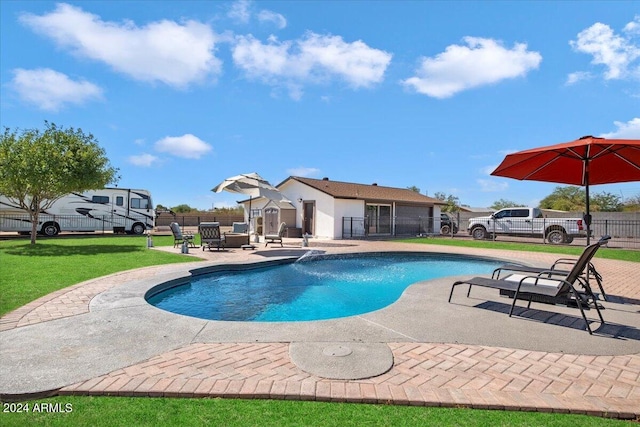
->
2 239 639 420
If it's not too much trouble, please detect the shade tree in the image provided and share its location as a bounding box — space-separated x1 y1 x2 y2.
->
0 122 118 244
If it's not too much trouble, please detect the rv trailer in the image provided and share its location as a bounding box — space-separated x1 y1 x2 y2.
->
0 188 155 236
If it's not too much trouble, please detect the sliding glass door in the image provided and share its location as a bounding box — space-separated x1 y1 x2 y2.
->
366 204 391 235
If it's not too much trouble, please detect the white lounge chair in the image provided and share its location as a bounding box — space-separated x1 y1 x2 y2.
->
265 222 287 247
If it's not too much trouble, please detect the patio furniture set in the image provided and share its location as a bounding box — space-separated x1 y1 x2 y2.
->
170 221 287 251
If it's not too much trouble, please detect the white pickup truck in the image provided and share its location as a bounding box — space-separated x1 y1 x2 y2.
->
467 207 588 245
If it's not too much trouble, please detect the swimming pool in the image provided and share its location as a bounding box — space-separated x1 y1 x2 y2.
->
147 252 503 322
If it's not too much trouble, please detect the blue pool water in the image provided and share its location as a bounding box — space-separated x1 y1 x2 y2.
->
147 253 502 322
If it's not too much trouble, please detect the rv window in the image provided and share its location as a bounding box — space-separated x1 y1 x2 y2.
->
131 198 148 209
116 196 124 206
92 196 109 204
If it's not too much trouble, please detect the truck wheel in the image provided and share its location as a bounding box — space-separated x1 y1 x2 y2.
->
440 225 451 235
564 236 574 244
41 222 60 237
471 226 487 240
131 222 146 235
547 229 566 245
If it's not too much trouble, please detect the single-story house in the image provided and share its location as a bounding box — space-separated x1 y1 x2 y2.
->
240 176 446 240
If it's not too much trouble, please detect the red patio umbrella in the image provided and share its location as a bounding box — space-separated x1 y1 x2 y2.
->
491 136 640 244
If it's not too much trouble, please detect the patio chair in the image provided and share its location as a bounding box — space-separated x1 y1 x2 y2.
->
265 222 287 247
232 222 248 234
448 236 609 334
491 235 611 301
199 222 225 251
170 222 196 248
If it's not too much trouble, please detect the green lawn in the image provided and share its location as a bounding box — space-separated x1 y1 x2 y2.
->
0 235 199 316
0 396 635 426
397 236 640 263
1 235 638 426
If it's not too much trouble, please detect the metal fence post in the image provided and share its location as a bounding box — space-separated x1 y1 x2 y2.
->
492 219 496 242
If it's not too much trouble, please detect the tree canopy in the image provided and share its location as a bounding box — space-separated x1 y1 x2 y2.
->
490 199 521 210
539 186 624 212
171 204 196 213
0 122 118 243
433 191 460 212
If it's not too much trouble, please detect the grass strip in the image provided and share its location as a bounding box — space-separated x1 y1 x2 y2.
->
0 396 634 427
397 237 640 262
0 235 198 316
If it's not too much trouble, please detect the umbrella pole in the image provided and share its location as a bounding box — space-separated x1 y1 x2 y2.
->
585 184 591 246
585 156 591 246
248 196 252 237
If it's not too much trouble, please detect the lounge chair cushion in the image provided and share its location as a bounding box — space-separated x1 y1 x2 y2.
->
503 274 565 294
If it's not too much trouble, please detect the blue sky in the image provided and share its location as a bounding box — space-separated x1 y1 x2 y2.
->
1 1 639 210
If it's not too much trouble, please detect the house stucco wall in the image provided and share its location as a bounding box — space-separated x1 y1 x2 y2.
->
279 180 336 238
311 190 339 239
334 199 365 238
279 179 443 239
280 180 366 239
279 180 308 229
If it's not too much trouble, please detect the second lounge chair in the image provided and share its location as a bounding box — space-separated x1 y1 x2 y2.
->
448 236 610 334
265 222 287 247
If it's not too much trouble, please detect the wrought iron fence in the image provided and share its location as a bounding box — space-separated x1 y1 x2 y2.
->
342 217 368 239
342 215 640 249
0 213 153 235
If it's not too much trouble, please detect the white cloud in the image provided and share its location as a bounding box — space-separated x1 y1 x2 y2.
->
154 134 213 159
232 32 392 98
258 10 287 29
128 153 160 167
228 0 251 24
569 17 640 80
228 1 286 29
565 71 593 85
599 117 640 138
401 37 542 98
624 15 640 35
300 33 392 87
477 178 509 192
287 167 320 177
20 3 221 88
233 35 294 77
10 68 102 111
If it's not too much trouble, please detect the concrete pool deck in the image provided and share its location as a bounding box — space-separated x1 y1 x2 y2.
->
1 239 639 419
